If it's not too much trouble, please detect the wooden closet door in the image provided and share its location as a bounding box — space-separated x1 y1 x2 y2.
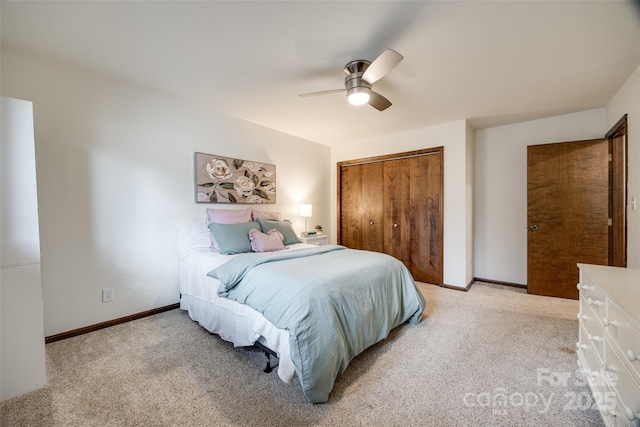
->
339 165 363 249
409 152 443 285
338 148 444 286
361 162 384 252
383 158 411 267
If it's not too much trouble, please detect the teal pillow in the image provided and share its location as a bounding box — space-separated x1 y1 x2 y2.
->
257 218 301 245
208 221 259 254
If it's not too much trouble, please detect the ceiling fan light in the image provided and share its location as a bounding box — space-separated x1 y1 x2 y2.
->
347 87 371 106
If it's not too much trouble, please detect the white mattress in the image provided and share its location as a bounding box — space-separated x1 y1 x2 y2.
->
179 244 315 383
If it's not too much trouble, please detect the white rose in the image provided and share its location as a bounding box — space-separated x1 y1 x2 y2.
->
245 195 266 203
244 162 263 173
234 175 255 197
264 182 276 195
206 159 232 180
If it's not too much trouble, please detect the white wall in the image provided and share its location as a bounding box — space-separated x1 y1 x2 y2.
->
473 108 607 285
1 96 47 400
1 47 331 336
331 120 473 288
607 63 640 269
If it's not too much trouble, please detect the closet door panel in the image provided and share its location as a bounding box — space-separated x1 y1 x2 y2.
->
339 165 363 249
338 148 443 286
361 162 384 252
409 153 443 284
383 158 411 267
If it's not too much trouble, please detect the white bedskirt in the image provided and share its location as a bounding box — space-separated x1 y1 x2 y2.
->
179 248 298 383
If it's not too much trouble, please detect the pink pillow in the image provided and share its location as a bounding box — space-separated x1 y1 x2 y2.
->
206 208 253 251
248 228 286 252
251 209 282 221
206 208 252 224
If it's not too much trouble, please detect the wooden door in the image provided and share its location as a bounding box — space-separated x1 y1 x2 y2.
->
339 165 363 249
361 162 384 252
383 158 411 266
409 152 443 284
338 148 444 286
608 115 627 267
527 139 609 299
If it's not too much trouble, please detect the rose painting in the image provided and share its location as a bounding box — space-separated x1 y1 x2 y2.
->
195 152 276 204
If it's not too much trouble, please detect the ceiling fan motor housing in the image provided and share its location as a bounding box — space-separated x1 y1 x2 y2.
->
344 60 372 98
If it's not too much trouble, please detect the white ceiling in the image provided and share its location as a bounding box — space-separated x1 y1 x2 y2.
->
2 1 640 146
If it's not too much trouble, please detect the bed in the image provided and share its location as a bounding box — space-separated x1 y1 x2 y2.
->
177 216 426 403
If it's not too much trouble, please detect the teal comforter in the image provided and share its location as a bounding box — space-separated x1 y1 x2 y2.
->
208 245 425 403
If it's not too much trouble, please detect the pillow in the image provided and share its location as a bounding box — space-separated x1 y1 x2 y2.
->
208 221 259 255
205 208 253 251
206 207 252 224
251 209 282 221
256 218 301 245
248 228 286 252
176 219 211 258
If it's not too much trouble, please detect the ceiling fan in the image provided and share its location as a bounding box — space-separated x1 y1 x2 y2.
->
298 49 403 111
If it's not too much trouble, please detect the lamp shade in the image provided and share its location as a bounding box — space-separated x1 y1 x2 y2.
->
299 204 312 218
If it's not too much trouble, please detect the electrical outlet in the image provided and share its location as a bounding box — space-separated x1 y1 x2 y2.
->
102 288 114 303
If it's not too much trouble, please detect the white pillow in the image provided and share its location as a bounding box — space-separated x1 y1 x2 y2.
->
176 219 211 258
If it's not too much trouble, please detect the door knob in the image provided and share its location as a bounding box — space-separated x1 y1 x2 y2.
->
369 221 375 225
530 225 538 231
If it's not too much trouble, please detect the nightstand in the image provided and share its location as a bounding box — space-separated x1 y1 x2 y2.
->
299 235 329 245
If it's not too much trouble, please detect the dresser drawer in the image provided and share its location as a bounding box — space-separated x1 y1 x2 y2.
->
580 283 607 322
581 297 606 360
605 338 640 425
604 382 634 427
579 323 604 387
606 300 640 383
580 273 606 303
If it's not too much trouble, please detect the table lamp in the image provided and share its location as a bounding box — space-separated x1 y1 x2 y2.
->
299 204 312 235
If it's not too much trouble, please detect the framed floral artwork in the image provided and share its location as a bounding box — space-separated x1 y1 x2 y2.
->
194 152 276 203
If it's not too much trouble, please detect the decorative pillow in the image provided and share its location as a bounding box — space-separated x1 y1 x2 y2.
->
205 208 253 251
208 221 259 255
256 218 301 245
251 209 282 221
248 228 286 252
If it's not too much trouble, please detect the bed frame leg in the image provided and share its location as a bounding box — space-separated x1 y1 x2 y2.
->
263 352 274 373
254 342 278 373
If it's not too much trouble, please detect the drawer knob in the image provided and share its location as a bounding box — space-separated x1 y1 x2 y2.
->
587 298 603 307
576 342 588 351
577 313 588 321
627 350 639 363
602 318 620 328
605 364 618 373
624 407 640 421
588 334 602 343
577 283 591 291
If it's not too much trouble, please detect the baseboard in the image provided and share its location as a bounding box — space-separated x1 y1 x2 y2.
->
473 277 527 289
443 279 474 292
45 303 180 344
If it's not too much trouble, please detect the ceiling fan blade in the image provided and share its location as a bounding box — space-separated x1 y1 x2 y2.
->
369 91 392 111
362 49 403 84
298 88 345 98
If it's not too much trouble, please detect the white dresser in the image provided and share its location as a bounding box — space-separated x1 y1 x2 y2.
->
577 264 640 426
